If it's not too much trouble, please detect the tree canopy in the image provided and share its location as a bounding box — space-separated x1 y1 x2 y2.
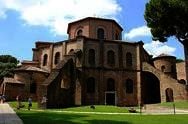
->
144 0 188 43
0 55 19 80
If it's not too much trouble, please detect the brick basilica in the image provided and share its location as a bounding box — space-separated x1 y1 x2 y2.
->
1 17 187 108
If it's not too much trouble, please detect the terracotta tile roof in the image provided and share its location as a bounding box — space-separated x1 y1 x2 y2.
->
153 53 176 60
158 53 171 57
21 60 39 64
3 77 24 84
14 66 49 73
67 17 123 33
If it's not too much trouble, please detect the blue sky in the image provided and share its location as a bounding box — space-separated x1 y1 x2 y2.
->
0 0 184 61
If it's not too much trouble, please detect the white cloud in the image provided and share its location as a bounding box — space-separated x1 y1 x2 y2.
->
124 26 151 40
0 1 6 19
0 0 121 36
144 41 176 57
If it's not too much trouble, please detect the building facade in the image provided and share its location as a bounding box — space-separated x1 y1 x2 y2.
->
1 17 187 108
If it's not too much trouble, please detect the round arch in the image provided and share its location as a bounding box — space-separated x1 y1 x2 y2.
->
165 88 174 102
74 26 84 38
141 71 161 104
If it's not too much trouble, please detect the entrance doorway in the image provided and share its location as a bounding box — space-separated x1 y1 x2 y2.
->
105 91 116 105
142 72 161 104
165 88 174 102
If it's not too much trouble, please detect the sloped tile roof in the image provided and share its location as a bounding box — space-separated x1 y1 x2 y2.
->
15 66 49 73
3 77 24 84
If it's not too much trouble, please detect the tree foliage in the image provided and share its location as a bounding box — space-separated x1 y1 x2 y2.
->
176 58 184 63
145 0 188 43
0 55 19 80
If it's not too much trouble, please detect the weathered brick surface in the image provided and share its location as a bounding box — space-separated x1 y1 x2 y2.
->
143 62 187 103
3 17 187 108
176 62 186 82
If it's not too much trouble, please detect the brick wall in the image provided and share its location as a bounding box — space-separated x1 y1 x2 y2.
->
176 62 186 82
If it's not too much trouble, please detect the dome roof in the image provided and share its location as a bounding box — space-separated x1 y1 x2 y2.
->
153 53 176 61
158 53 171 57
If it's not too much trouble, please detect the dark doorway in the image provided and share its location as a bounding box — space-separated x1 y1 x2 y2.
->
165 88 174 102
105 92 115 105
142 72 161 104
105 78 116 105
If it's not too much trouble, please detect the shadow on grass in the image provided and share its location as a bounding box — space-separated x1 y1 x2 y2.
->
86 119 131 124
17 111 81 124
16 110 132 124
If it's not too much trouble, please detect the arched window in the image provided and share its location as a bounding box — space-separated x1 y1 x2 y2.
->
77 29 83 36
115 33 119 40
30 82 37 94
125 79 133 93
54 52 60 65
107 78 115 91
86 77 95 93
161 66 165 72
97 28 105 39
107 50 115 66
88 49 95 65
126 52 132 67
68 49 74 54
165 88 174 102
43 54 48 66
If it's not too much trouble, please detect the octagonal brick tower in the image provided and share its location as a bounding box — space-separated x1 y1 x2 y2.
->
67 17 123 40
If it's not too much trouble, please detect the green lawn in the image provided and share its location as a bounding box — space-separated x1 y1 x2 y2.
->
60 105 129 113
15 110 188 124
160 100 188 109
9 101 38 109
8 101 188 124
9 101 129 113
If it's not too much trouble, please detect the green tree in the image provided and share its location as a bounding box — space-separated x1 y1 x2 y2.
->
0 55 19 81
145 0 188 43
176 58 184 63
145 0 188 82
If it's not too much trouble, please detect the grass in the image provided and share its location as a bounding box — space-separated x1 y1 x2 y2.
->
14 110 188 124
60 105 129 113
8 101 188 124
160 100 188 109
8 101 38 109
8 101 129 113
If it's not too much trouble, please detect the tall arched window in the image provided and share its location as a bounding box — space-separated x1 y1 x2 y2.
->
97 28 105 39
54 52 60 65
125 79 133 93
88 49 95 65
161 66 165 72
115 33 119 40
86 77 95 93
165 88 174 102
77 29 83 36
126 52 132 67
107 50 115 66
43 54 48 66
107 78 115 91
30 82 37 94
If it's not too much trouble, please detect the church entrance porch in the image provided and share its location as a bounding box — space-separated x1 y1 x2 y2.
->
105 91 116 105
